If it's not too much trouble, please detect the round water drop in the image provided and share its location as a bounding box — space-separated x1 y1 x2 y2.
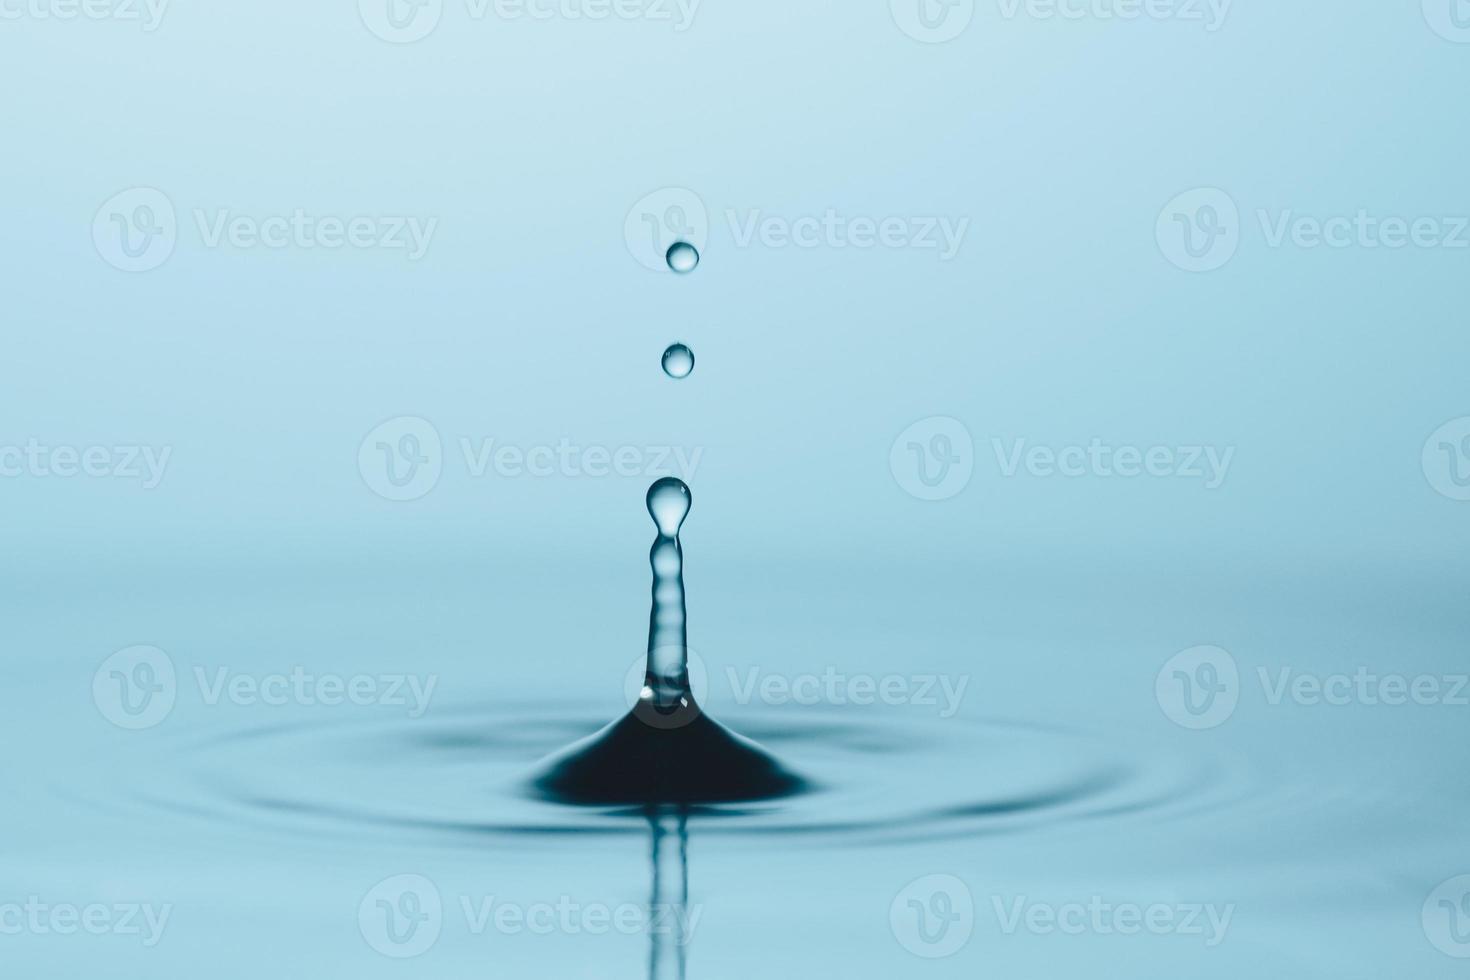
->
661 343 695 380
647 477 691 538
666 241 699 274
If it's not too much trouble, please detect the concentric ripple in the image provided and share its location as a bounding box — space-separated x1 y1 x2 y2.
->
115 699 1239 849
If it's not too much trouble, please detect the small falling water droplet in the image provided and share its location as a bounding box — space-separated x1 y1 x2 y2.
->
661 343 695 380
666 241 699 274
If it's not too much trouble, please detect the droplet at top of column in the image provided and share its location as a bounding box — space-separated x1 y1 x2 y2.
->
647 477 691 538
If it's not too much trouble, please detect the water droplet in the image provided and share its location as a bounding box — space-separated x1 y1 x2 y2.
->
666 241 699 274
661 343 695 380
646 477 691 538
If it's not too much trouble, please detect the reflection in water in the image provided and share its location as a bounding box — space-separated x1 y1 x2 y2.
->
647 807 690 980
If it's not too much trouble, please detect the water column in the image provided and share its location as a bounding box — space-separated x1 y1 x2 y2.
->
643 477 694 714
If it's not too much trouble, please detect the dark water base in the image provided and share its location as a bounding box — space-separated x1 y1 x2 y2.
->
531 702 809 806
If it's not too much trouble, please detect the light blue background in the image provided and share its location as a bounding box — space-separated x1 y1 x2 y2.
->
2 1 1465 568
2 2 1468 978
